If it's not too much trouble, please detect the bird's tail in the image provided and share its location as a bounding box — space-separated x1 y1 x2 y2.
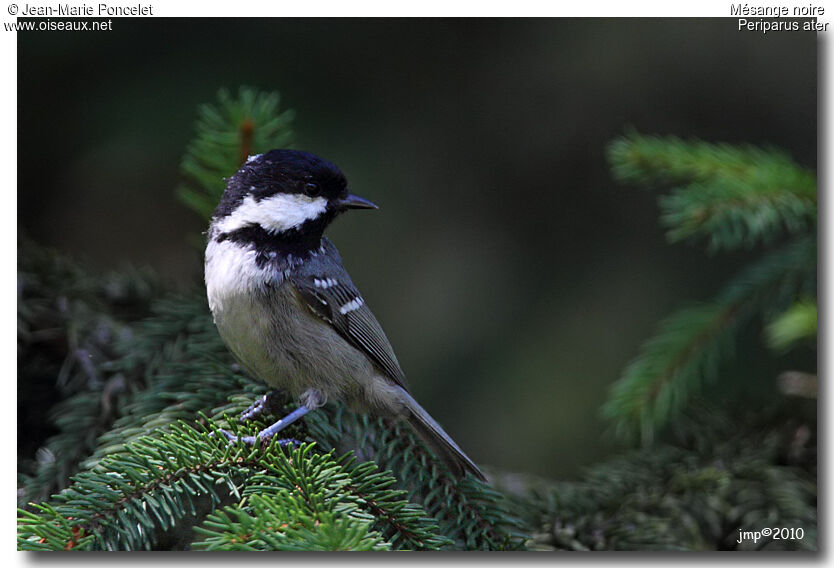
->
400 390 486 482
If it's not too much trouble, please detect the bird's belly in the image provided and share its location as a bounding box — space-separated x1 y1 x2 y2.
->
211 289 297 390
210 284 380 406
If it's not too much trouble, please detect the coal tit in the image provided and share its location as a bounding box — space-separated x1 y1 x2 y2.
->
205 149 485 481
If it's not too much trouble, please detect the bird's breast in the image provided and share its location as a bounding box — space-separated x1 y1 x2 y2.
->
205 238 379 403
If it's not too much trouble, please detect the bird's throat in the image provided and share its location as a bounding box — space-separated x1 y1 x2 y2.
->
215 221 327 269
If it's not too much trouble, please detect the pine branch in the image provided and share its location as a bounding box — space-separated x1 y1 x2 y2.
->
298 400 525 550
503 406 816 551
228 444 450 551
660 179 816 251
602 304 733 444
297 406 525 549
603 131 817 443
608 131 816 251
18 235 161 505
18 422 447 551
194 494 391 551
372 417 525 550
176 87 295 220
608 131 815 193
766 300 817 352
602 237 815 443
80 294 254 469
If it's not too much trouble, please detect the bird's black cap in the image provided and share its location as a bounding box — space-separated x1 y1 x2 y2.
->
214 149 349 220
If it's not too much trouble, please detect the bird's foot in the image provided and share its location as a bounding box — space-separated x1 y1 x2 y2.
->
220 404 312 449
239 390 284 422
218 428 302 448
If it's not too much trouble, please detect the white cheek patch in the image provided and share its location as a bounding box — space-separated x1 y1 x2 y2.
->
216 193 329 234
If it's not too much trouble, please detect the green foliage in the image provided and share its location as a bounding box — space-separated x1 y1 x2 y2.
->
19 421 445 551
17 235 162 506
603 237 815 443
193 441 447 551
176 87 295 220
603 132 817 444
501 407 816 551
322 412 525 550
608 131 816 252
766 300 817 352
603 304 733 445
196 494 390 551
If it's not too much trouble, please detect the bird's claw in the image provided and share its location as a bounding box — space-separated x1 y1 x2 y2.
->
218 429 258 446
217 429 302 449
239 391 284 422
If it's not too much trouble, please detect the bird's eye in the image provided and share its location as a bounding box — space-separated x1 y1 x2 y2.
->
303 183 321 197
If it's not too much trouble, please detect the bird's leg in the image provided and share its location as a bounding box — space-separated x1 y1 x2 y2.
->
220 404 311 447
239 390 285 422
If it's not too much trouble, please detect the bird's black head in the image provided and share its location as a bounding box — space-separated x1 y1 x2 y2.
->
211 150 377 259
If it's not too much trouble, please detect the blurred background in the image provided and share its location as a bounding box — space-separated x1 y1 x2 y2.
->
18 19 816 478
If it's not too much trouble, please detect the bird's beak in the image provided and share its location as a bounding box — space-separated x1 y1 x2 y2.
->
338 194 379 211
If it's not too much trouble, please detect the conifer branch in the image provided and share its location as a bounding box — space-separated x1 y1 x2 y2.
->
18 421 447 551
608 131 816 251
603 237 815 443
17 235 161 506
608 131 815 192
176 87 295 220
766 300 817 352
603 131 817 442
502 407 816 550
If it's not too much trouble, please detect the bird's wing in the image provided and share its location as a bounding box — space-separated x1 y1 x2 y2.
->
289 241 409 391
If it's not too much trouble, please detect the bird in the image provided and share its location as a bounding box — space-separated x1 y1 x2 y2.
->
204 149 486 481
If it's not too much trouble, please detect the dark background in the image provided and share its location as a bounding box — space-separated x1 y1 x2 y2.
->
18 19 817 478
